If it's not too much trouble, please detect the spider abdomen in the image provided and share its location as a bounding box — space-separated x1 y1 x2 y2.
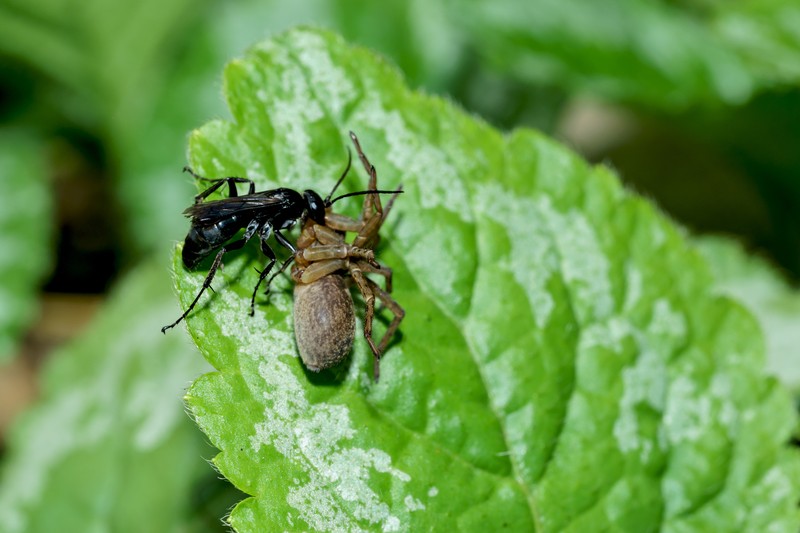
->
293 274 355 371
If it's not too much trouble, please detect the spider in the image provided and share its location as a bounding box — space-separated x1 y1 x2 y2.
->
289 131 404 381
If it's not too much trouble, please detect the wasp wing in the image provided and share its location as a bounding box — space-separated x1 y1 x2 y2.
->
183 194 289 224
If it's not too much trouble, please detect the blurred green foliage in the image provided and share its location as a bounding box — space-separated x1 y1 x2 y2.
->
0 0 799 531
0 134 50 362
0 259 234 533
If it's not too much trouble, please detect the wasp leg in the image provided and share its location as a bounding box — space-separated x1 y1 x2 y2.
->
183 167 255 202
262 254 296 295
249 243 276 317
162 237 248 332
274 229 296 254
247 225 297 313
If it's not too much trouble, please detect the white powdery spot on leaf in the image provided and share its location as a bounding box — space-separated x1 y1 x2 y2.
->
352 96 472 222
291 30 357 117
250 359 412 531
396 223 466 313
610 299 686 459
663 376 711 444
709 373 738 438
472 182 558 329
757 466 794 510
662 476 690 517
382 517 401 532
623 263 643 312
403 495 426 511
614 299 688 450
256 45 325 186
577 318 663 459
614 347 668 460
503 403 534 478
540 199 614 323
580 317 631 352
286 482 359 533
650 299 687 341
350 95 477 316
210 268 296 358
611 295 690 457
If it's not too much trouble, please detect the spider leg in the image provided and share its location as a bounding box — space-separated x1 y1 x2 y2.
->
349 266 380 380
367 277 404 354
349 131 382 220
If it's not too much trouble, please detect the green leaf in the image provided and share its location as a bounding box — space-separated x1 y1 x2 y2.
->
0 259 215 532
0 133 51 362
694 235 800 393
173 28 800 531
450 0 800 108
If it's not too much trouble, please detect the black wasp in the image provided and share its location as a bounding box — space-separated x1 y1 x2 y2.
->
162 134 397 333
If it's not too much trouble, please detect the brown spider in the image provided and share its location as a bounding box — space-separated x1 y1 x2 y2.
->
290 132 404 381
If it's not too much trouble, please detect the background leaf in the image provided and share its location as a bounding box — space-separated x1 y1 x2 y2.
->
0 0 202 140
451 0 800 109
0 259 227 532
172 28 800 531
0 132 51 362
695 235 800 393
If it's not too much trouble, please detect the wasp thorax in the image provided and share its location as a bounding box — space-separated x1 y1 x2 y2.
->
293 274 355 371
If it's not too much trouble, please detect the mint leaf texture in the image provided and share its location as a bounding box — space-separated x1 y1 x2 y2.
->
171 28 800 532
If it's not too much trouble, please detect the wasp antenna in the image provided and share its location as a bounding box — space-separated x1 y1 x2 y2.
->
325 148 352 205
330 189 403 205
383 184 403 218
